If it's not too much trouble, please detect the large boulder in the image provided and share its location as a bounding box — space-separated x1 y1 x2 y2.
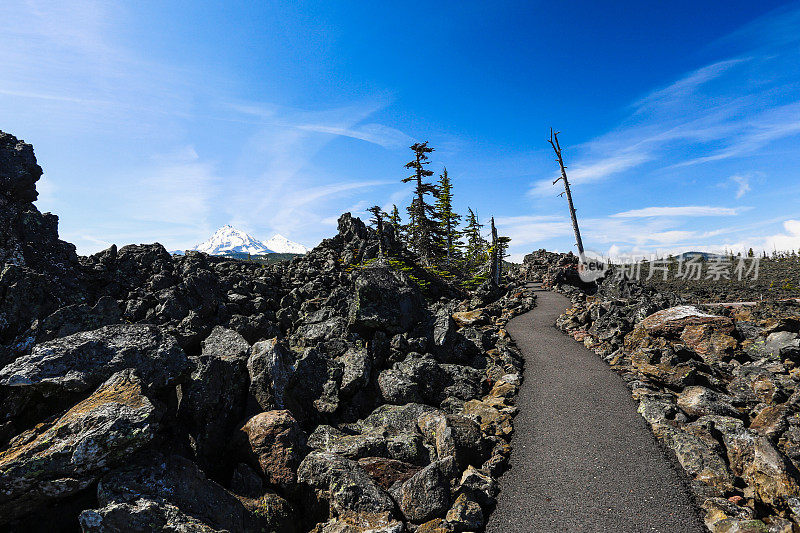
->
297 451 397 526
396 457 455 523
648 423 735 494
338 343 372 399
0 324 188 394
178 327 250 477
348 266 424 335
80 454 280 533
235 410 304 489
308 425 389 460
283 347 341 421
680 324 738 363
417 413 485 469
307 424 429 466
0 369 161 520
641 306 735 338
378 357 483 408
25 296 122 345
356 403 443 436
756 331 800 360
677 386 740 419
201 324 250 358
247 337 296 411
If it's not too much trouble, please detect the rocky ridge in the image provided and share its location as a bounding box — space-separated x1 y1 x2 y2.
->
0 130 535 532
528 250 800 532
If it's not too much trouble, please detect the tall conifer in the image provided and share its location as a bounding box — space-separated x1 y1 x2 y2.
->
434 168 462 265
402 142 440 265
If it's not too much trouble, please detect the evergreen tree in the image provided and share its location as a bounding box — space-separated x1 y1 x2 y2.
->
464 207 487 267
368 206 388 258
388 204 404 244
389 204 401 227
402 142 441 264
497 235 511 279
434 168 463 266
367 205 387 228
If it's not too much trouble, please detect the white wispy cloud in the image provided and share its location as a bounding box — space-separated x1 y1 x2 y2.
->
125 149 218 229
761 219 800 252
611 206 742 218
296 123 413 149
676 101 800 166
529 151 651 196
224 101 414 239
631 59 747 113
528 10 800 196
0 2 413 254
730 175 752 199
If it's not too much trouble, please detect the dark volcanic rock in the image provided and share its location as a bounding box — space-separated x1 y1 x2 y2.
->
0 131 41 202
0 131 537 531
0 369 161 520
178 327 250 477
357 457 422 490
0 323 189 394
80 454 282 533
247 337 296 411
349 266 424 335
297 451 397 525
0 131 84 346
397 457 455 523
235 409 304 489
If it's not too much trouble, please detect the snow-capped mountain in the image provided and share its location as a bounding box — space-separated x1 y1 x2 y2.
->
191 225 275 255
186 225 308 256
264 234 309 254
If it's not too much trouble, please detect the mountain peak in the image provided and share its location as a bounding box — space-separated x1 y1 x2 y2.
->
191 225 274 255
189 226 308 256
265 233 309 254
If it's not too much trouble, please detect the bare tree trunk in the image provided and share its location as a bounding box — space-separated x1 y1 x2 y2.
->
376 217 385 259
490 217 500 285
549 129 585 259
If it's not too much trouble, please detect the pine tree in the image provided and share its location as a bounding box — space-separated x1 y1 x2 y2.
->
464 207 486 267
497 234 511 282
434 168 463 266
367 205 387 228
388 204 404 244
403 142 441 265
368 205 388 258
389 204 401 227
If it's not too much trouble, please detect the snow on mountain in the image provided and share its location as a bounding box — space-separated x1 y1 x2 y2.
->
187 226 309 256
191 225 275 255
264 234 309 254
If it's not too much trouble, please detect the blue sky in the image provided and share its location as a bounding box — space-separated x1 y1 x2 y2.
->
2 1 800 260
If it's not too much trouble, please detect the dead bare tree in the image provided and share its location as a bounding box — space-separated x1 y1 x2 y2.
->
490 217 499 286
549 129 585 259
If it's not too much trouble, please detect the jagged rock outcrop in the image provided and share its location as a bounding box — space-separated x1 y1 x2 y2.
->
0 129 536 531
0 369 161 520
80 453 289 533
0 132 84 354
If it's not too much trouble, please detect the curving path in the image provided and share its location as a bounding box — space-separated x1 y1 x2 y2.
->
487 285 704 533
